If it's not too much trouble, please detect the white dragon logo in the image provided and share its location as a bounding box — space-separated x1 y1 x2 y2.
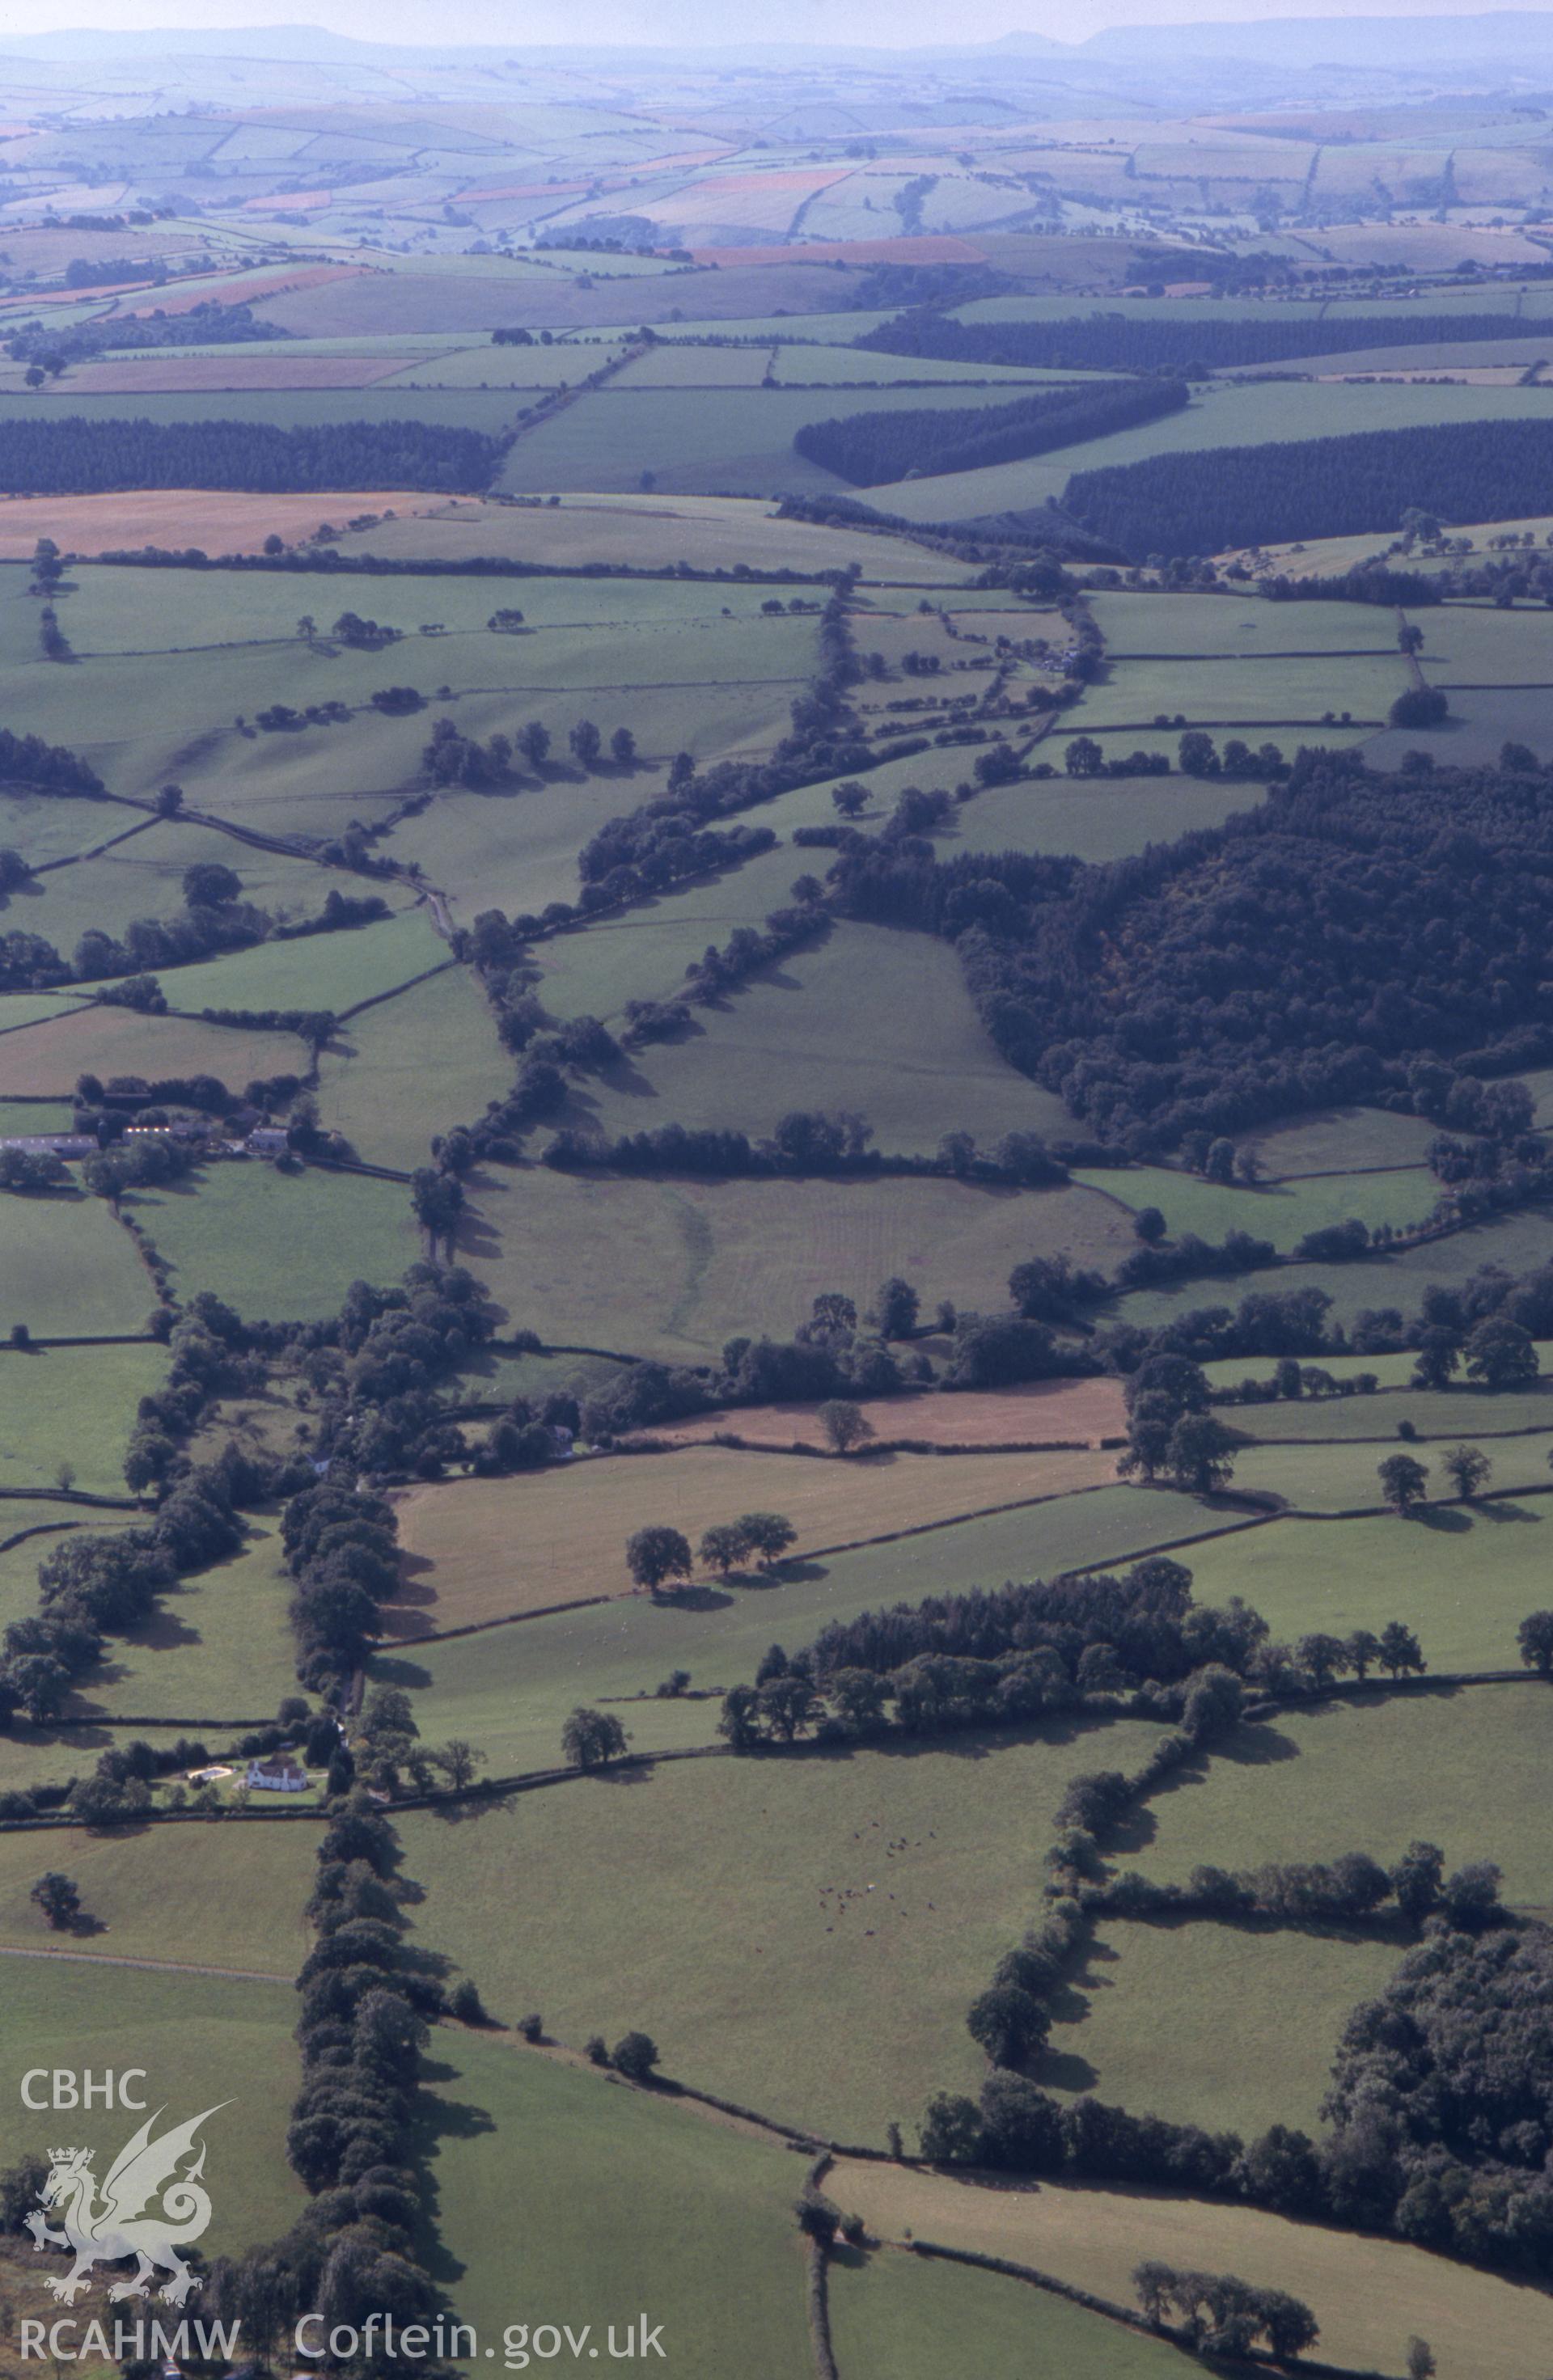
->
24 2105 228 2306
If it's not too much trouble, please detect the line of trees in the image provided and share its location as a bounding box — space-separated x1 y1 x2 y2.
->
205 1790 446 2360
1065 417 1553 557
1102 1840 1494 1930
0 416 501 496
793 378 1188 489
7 300 285 368
857 306 1553 377
1132 2265 1318 2361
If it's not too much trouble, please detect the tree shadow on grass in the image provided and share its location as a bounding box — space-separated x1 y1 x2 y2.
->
650 1583 733 1612
787 1710 1132 1773
1415 1505 1470 1532
451 1204 503 1268
1478 1499 1542 1524
118 1596 203 1657
1038 2045 1101 2094
420 1788 521 1828
591 1759 656 1787
405 2057 497 2290
13 1714 116 1756
370 1654 434 1691
1208 1719 1301 1767
590 1048 665 1102
760 1557 828 1585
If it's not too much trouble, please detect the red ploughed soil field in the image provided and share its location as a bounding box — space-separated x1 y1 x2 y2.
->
0 488 451 558
634 1376 1128 1452
118 262 368 315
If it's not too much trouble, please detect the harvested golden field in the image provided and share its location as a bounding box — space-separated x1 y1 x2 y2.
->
383 1442 1120 1630
641 1376 1127 1452
832 2163 1553 2380
0 486 451 560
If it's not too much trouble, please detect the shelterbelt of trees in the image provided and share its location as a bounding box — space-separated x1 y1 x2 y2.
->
1065 416 1553 556
857 305 1553 376
0 416 502 495
793 376 1187 488
6 300 286 368
828 749 1553 1150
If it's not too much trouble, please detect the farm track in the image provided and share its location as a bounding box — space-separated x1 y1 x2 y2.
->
0 1942 289 1981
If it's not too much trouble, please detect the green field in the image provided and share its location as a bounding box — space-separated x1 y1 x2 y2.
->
1088 590 1405 657
0 1959 303 2258
383 774 685 928
456 1165 1136 1358
128 1162 422 1321
1242 1106 1444 1175
0 1813 314 1968
554 919 1075 1157
1404 603 1553 685
0 789 135 869
0 1000 307 1099
1128 1685 1553 1914
0 1341 168 1494
421 2032 813 2376
401 1720 1167 2143
156 906 446 1017
0 1191 156 1338
1069 651 1407 733
315 964 512 1173
1227 1431 1553 1511
942 771 1257 863
66 1524 302 1723
828 2247 1200 2380
1183 1502 1553 1674
1234 1380 1553 1440
1077 1161 1438 1250
1043 1914 1401 2140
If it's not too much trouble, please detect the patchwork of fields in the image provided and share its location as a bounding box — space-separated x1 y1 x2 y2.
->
10 107 1553 2379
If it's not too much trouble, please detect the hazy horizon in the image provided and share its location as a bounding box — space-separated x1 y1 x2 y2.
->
8 0 1553 55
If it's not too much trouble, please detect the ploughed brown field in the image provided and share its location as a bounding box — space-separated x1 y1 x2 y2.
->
382 1440 1122 1631
0 487 452 558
